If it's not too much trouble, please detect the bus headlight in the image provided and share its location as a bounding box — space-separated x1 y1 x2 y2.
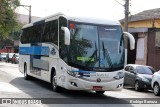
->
67 70 79 77
113 72 124 79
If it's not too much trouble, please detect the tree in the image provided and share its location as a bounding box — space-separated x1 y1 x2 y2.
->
0 0 20 40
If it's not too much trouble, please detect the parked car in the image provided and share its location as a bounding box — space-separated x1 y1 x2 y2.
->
0 53 1 61
151 71 160 96
11 53 19 64
5 53 14 63
0 53 7 61
124 64 155 91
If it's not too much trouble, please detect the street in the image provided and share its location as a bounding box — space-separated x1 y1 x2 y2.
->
0 62 159 107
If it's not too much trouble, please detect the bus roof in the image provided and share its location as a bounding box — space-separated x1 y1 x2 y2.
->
22 12 121 29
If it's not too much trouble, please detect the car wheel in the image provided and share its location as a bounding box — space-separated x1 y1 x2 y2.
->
135 81 141 91
96 91 105 95
51 72 61 92
153 83 160 96
24 64 30 80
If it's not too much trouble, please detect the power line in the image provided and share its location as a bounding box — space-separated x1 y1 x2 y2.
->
114 0 124 6
114 0 130 32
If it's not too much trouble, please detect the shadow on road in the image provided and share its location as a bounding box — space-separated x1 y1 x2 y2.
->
9 77 134 105
123 86 153 93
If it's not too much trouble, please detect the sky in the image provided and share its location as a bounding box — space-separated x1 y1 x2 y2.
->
16 0 160 20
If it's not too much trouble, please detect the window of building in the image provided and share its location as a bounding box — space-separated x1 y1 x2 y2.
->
155 31 160 47
136 38 144 59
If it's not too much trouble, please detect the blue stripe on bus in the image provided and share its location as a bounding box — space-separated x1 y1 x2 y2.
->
71 70 96 74
71 70 96 77
19 46 49 56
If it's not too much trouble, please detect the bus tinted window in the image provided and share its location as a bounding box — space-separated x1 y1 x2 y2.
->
21 19 58 45
21 28 30 43
31 25 42 43
42 20 58 45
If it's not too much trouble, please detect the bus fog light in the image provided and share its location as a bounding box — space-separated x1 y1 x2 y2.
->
71 82 78 87
117 84 123 88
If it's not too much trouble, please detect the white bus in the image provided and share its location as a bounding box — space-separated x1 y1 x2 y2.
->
19 13 135 94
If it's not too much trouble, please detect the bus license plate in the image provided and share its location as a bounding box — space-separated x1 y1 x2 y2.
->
92 86 102 91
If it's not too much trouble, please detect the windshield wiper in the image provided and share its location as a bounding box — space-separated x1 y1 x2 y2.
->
85 41 99 66
102 41 113 68
119 34 124 53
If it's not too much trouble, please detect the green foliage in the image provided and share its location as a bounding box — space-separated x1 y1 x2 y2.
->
0 0 20 39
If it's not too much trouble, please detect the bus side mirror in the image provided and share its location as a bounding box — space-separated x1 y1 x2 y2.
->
123 32 135 50
61 27 70 45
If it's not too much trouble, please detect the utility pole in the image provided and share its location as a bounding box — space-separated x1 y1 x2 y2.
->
124 0 129 65
114 0 129 31
29 5 31 23
18 5 32 23
124 0 129 32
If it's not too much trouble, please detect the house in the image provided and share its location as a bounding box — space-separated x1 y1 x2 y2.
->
120 8 160 70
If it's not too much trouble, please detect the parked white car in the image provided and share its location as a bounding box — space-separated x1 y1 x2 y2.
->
151 71 160 96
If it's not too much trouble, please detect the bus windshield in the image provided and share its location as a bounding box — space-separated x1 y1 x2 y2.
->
68 22 125 71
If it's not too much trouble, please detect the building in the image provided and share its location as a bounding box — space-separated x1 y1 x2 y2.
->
16 13 40 24
120 8 160 70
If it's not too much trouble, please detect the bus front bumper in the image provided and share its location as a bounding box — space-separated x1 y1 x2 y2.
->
65 75 124 91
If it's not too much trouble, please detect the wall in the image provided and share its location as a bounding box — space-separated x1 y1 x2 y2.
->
135 33 148 65
121 19 160 29
147 28 160 70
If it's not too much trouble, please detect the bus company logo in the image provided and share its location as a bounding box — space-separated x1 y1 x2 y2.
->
96 78 101 82
50 48 56 55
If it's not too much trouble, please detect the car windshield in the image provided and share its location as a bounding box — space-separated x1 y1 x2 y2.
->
9 54 14 58
147 66 156 74
1 54 6 57
15 54 19 57
136 66 153 75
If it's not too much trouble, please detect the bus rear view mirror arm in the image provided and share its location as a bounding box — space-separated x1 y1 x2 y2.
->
61 27 70 45
123 32 135 50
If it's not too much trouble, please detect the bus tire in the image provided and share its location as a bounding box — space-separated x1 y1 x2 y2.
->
24 63 30 80
51 71 61 92
96 91 105 95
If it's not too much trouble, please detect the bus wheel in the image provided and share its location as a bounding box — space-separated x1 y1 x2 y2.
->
24 64 30 80
51 72 61 92
96 91 105 95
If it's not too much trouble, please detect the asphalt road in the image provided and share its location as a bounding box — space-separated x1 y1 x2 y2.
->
0 62 159 107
